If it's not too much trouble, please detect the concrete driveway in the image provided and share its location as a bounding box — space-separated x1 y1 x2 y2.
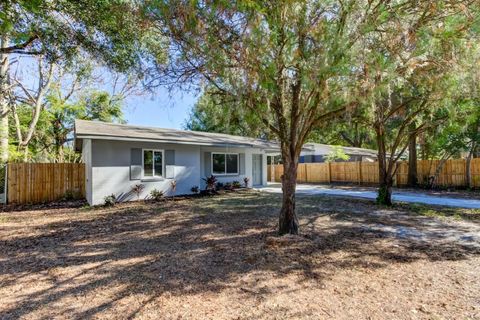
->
257 183 480 209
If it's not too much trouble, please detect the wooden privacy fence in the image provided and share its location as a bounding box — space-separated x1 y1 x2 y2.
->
7 163 85 204
268 158 480 188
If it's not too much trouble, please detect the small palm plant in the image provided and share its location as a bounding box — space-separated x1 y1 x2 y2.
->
131 184 145 200
202 175 217 193
170 179 177 200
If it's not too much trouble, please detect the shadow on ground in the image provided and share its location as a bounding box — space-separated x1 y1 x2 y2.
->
1 191 479 319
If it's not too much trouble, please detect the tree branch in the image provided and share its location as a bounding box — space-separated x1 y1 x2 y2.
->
0 35 39 54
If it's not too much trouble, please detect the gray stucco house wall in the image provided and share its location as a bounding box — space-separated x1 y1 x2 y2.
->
75 120 275 206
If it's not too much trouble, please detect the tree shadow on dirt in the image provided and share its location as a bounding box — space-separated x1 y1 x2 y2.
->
1 192 479 319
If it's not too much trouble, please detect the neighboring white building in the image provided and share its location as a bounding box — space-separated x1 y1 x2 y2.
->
75 120 279 205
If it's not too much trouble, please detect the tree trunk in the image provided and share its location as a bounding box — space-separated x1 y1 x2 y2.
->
57 145 65 163
429 157 449 189
18 60 55 156
376 126 393 205
23 148 29 162
466 142 476 189
279 159 299 235
377 181 393 206
407 128 418 187
0 36 9 163
377 152 393 206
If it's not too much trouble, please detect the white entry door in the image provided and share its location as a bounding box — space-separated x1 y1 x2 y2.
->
252 154 263 186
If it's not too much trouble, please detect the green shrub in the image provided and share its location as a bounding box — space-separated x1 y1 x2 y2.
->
63 189 76 201
232 181 241 189
150 188 164 201
104 194 116 207
191 186 199 194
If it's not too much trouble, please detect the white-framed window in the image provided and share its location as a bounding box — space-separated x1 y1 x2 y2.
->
212 153 239 175
143 149 164 178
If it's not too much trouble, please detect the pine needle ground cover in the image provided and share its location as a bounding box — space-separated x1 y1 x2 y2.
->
1 191 479 319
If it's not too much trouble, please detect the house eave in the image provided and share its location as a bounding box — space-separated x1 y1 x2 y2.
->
75 134 280 150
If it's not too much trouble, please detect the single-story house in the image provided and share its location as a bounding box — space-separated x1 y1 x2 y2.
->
75 120 279 205
300 143 378 163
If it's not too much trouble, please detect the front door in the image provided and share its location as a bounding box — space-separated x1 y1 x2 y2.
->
252 154 263 186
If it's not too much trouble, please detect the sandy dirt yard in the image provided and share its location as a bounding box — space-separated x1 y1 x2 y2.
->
1 191 479 320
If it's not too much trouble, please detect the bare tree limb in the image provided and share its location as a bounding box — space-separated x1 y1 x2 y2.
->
0 35 39 54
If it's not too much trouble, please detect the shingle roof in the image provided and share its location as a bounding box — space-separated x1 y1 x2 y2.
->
74 119 280 150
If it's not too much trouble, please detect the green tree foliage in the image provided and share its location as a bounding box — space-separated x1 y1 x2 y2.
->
8 102 52 162
9 89 125 162
420 43 480 187
308 119 376 149
0 0 166 69
351 2 480 204
184 91 270 138
422 108 474 162
146 0 473 233
73 91 125 123
47 89 125 162
0 0 167 162
324 146 350 163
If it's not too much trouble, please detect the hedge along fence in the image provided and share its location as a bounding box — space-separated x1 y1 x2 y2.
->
7 163 85 204
268 158 480 188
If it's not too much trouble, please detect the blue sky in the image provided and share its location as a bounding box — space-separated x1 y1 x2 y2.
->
13 56 198 130
123 88 198 129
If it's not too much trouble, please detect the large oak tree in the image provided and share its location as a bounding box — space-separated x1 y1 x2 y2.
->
146 0 460 234
0 0 166 162
353 1 479 204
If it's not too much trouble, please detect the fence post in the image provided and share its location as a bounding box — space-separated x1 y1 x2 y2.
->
0 163 7 204
357 161 362 185
304 163 308 183
327 162 331 184
4 163 7 204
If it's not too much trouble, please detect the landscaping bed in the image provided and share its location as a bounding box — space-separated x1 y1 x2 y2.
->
1 191 479 319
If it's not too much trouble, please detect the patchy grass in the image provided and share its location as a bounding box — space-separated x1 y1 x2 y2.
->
400 202 480 221
1 191 479 319
294 190 480 222
310 182 480 200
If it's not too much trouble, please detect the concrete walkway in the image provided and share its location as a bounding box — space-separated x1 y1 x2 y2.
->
256 184 480 209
